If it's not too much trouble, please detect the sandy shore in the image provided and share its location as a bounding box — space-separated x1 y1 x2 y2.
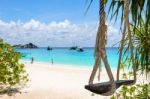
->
0 61 149 99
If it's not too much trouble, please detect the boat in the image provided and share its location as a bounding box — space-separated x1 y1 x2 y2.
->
47 46 52 51
69 46 78 50
77 47 84 52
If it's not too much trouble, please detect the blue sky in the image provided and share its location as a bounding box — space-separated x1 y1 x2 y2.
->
0 0 99 23
0 0 120 47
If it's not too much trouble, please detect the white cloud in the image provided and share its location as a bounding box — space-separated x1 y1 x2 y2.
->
0 19 120 47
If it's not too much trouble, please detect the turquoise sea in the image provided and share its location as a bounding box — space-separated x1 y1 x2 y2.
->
15 48 120 68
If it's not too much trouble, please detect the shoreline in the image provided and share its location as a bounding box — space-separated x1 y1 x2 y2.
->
19 59 93 68
20 60 119 75
20 59 119 69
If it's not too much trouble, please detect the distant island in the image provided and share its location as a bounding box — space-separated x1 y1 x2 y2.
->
13 43 38 48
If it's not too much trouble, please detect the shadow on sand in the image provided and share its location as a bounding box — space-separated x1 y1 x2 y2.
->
0 85 27 97
0 87 20 96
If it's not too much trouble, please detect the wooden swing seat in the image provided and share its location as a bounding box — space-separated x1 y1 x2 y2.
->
85 80 135 95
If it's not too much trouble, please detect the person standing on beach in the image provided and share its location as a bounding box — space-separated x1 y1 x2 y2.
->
51 58 53 65
31 57 34 64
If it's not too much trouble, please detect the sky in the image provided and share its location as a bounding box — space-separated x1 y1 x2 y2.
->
0 0 121 47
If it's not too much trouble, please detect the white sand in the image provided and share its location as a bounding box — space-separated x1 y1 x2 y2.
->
0 61 149 99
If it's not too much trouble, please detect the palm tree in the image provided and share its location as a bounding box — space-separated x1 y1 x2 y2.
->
86 0 149 95
109 0 150 79
131 20 150 75
109 0 150 30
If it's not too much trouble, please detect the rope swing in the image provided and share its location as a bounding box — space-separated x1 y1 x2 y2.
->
85 0 136 96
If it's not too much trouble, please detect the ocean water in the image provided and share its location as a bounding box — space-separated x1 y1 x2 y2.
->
15 48 120 68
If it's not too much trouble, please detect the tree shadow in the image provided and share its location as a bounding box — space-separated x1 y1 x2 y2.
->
0 85 28 97
0 87 21 96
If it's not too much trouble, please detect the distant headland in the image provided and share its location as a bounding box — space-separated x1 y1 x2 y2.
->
13 43 38 48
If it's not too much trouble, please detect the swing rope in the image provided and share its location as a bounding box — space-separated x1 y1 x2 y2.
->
85 0 136 96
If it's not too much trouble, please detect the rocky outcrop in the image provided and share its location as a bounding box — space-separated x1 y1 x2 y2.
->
13 43 38 48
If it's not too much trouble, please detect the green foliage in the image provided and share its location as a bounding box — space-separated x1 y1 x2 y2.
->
108 0 150 28
108 0 150 77
118 20 150 78
110 83 150 99
0 39 28 86
131 20 150 74
119 19 150 76
119 61 134 80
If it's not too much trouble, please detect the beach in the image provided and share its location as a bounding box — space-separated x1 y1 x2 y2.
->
1 61 149 99
0 61 115 99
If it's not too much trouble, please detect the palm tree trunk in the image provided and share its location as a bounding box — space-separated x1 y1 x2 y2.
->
125 0 136 82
